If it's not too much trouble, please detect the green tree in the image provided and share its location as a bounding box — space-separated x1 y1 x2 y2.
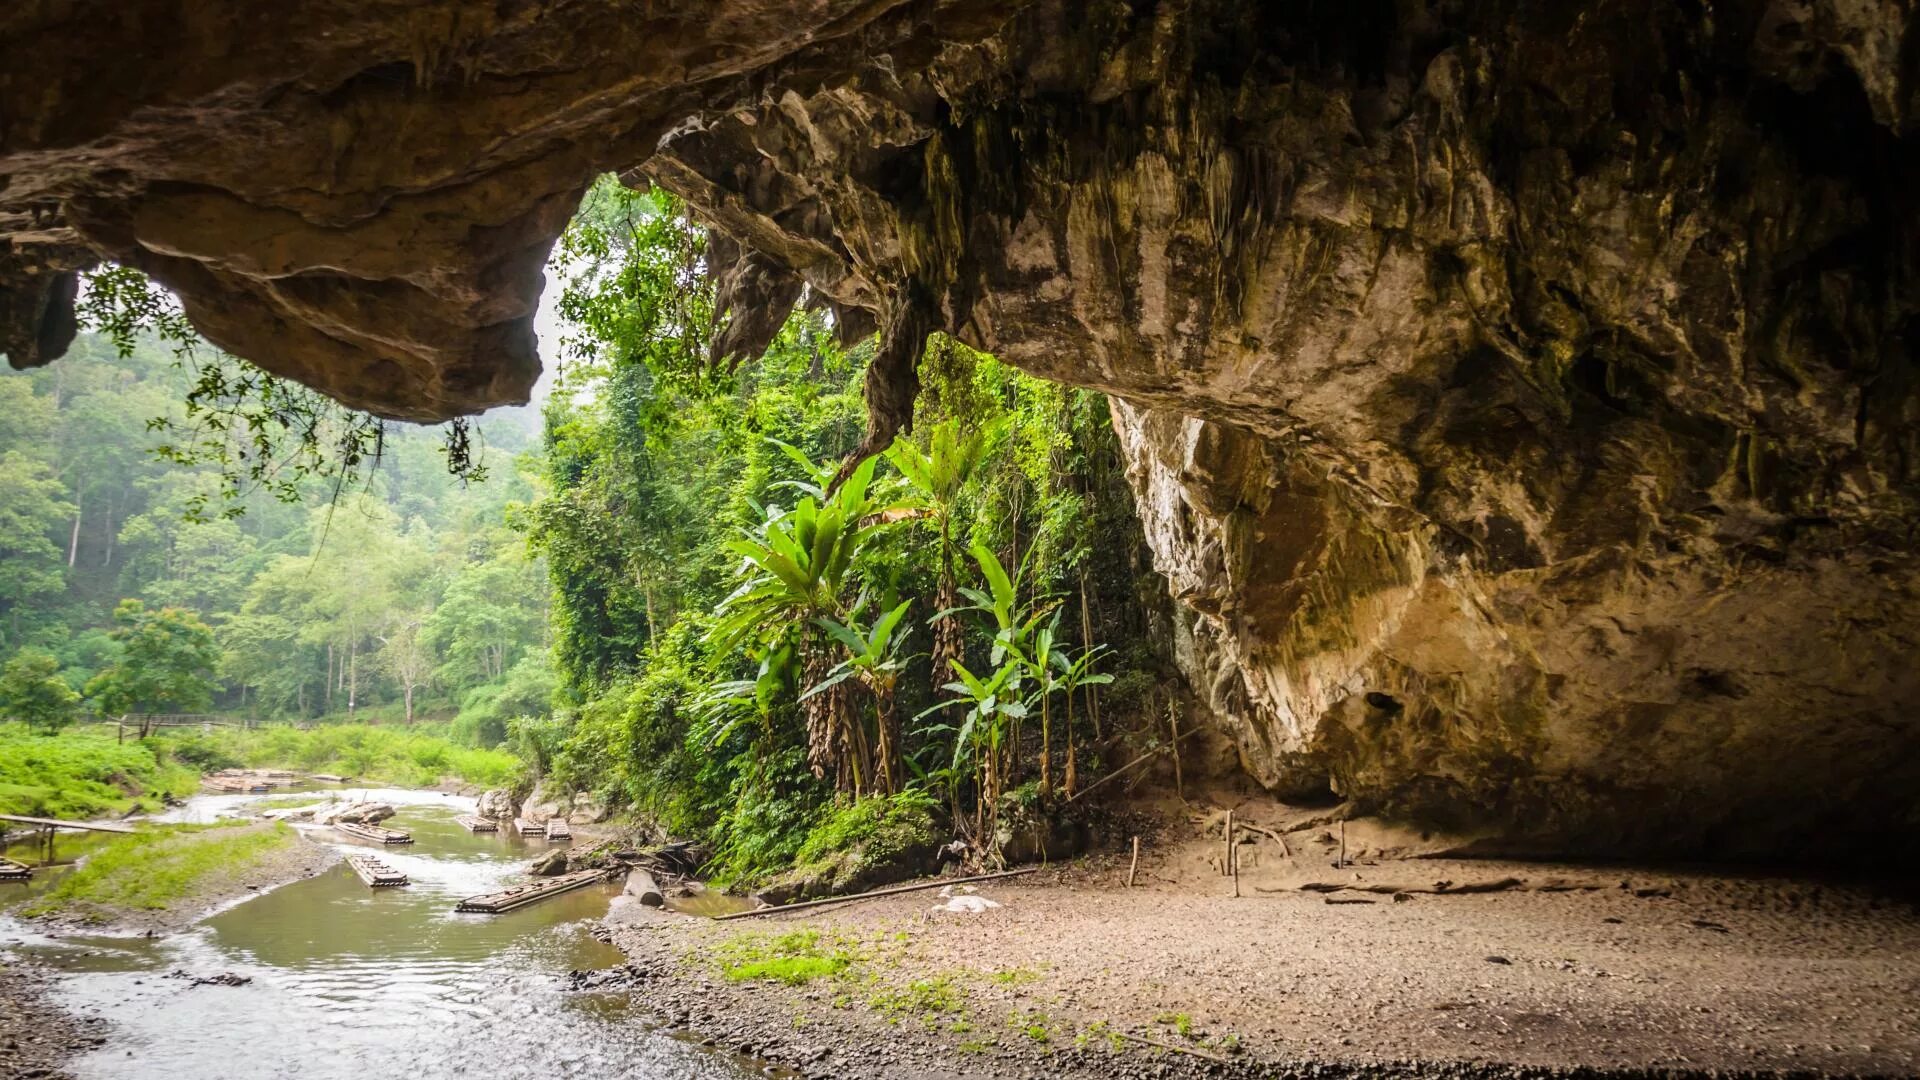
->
0 648 81 732
886 417 995 694
710 454 891 793
0 451 74 650
85 599 220 721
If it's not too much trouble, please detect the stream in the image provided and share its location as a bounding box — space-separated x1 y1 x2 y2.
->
1 788 761 1080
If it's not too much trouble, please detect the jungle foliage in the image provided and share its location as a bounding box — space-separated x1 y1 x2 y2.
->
526 178 1169 877
0 330 549 740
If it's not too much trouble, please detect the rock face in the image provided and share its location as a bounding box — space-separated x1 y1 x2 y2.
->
6 1 1919 858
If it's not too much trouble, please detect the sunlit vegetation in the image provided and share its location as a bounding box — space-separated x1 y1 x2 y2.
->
1 175 1174 889
0 328 549 742
522 178 1168 878
19 820 298 922
159 725 520 789
0 725 198 818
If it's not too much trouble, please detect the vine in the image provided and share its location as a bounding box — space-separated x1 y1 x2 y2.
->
74 265 488 520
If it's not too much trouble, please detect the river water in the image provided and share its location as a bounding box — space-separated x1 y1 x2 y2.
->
1 789 760 1080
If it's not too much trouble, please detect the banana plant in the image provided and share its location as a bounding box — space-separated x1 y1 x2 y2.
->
708 451 885 789
886 419 997 692
808 597 914 795
952 542 1059 668
918 655 1029 844
1047 641 1112 796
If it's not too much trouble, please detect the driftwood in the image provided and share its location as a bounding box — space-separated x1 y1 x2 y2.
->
624 867 665 907
1127 1031 1231 1064
1065 726 1206 805
1234 820 1290 858
1260 876 1554 897
714 867 1039 921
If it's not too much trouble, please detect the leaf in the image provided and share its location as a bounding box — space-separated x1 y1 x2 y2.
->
814 616 867 655
868 600 912 656
797 666 858 701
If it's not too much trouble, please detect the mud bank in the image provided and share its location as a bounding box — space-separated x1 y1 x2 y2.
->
0 954 102 1080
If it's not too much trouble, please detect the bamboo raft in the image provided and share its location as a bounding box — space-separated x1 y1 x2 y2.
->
0 856 32 881
345 853 408 887
455 815 498 833
544 819 572 841
514 818 545 836
333 821 413 845
308 773 352 783
455 868 608 914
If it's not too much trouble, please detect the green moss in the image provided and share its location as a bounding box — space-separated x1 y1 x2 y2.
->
19 821 297 922
716 928 859 986
1154 1011 1195 1039
772 790 943 898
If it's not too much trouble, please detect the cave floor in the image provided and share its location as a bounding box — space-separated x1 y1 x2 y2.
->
612 800 1920 1079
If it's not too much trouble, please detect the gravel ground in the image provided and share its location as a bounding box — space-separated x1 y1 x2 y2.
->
598 816 1920 1080
0 955 107 1080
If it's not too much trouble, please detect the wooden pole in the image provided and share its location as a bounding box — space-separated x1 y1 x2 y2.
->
714 867 1039 921
1168 700 1183 800
1223 809 1233 877
1126 835 1140 888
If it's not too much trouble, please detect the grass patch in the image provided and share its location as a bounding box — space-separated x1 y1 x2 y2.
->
987 966 1043 986
158 724 521 789
1009 1009 1054 1043
716 928 858 986
1153 1011 1195 1039
20 821 298 922
0 725 197 819
869 975 967 1028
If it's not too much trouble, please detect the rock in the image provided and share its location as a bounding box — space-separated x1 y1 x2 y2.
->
520 780 565 826
570 792 610 824
310 802 394 826
530 849 571 876
475 789 517 821
7 1 1919 861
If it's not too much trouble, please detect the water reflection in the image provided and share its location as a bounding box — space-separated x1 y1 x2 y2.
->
3 794 757 1080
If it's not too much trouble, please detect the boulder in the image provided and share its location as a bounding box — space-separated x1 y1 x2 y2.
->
311 802 394 826
520 780 567 825
475 789 517 821
570 792 610 824
530 848 571 876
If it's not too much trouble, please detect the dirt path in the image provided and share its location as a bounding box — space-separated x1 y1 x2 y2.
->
607 819 1920 1079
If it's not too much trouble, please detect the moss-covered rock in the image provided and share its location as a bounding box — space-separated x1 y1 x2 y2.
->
757 794 944 905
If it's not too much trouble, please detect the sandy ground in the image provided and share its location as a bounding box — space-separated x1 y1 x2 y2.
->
605 806 1920 1079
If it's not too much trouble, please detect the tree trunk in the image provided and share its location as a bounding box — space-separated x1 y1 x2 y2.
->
403 681 414 724
67 490 81 568
346 642 357 717
801 628 837 782
874 688 899 796
1039 689 1052 795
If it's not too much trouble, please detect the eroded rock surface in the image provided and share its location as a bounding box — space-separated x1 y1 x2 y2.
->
5 0 1918 857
